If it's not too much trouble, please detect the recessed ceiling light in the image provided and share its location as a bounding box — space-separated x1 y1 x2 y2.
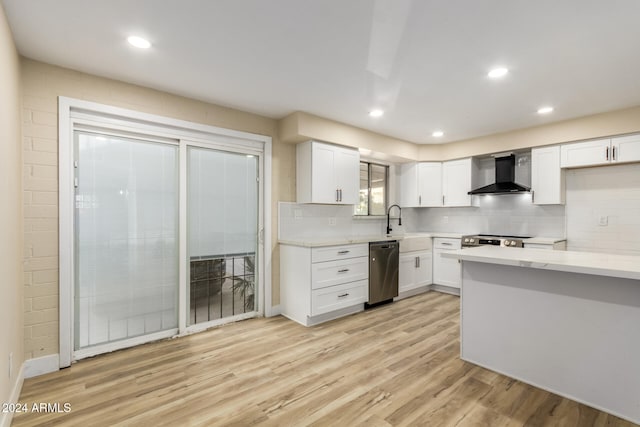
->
127 36 151 49
488 67 509 79
369 109 384 118
432 130 444 137
537 106 554 114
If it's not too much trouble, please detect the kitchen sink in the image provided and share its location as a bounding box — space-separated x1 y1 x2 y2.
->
398 234 432 253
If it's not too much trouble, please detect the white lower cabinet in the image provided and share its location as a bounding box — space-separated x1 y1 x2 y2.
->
432 238 462 290
280 243 369 326
398 251 432 297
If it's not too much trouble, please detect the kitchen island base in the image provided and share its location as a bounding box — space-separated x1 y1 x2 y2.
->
460 261 640 424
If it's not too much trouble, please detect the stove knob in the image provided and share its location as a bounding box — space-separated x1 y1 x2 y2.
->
504 240 511 246
470 238 475 243
464 238 469 243
511 241 517 246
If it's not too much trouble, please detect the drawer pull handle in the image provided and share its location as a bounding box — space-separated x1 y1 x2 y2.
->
338 269 350 273
337 250 350 255
338 293 349 298
441 242 453 246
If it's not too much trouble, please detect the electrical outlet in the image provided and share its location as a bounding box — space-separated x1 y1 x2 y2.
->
9 352 12 379
598 215 608 226
328 217 337 226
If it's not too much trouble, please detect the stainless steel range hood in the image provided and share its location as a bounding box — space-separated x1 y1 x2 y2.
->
468 154 530 195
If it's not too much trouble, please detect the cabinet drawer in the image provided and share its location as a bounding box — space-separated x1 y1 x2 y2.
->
311 243 368 263
434 238 461 250
311 256 368 289
311 280 368 316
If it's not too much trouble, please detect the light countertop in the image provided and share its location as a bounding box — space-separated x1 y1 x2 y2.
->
443 246 640 281
522 237 566 245
278 231 466 248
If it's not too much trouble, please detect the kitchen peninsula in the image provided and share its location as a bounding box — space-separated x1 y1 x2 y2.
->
444 246 640 424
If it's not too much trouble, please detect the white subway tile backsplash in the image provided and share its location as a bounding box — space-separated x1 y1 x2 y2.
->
566 163 640 255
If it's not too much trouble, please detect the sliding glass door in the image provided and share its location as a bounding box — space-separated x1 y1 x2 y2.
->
188 146 259 325
74 132 179 352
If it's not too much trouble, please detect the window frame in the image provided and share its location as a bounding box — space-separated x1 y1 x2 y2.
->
355 160 389 216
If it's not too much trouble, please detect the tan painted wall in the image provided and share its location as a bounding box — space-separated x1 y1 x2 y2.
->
21 58 294 359
419 106 640 161
279 111 419 161
0 3 24 409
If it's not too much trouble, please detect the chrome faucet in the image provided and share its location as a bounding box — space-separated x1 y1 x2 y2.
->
386 204 402 235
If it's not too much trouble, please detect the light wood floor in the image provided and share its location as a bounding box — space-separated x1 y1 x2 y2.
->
14 292 637 427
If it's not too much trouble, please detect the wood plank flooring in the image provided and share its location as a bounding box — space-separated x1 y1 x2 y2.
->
13 292 637 426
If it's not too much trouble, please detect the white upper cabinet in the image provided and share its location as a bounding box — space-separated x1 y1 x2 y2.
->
399 162 420 207
401 159 476 207
560 138 611 168
442 158 477 207
561 135 640 168
531 146 565 205
400 162 442 207
419 162 443 206
296 140 359 204
612 134 640 164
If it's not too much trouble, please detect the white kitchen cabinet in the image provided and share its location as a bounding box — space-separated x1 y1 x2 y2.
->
442 158 478 207
612 134 640 164
296 140 359 204
400 162 442 207
560 138 611 168
398 251 432 295
400 159 477 208
280 243 369 326
560 135 640 168
432 238 461 291
531 146 565 205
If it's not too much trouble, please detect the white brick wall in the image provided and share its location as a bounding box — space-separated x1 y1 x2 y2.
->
566 163 640 255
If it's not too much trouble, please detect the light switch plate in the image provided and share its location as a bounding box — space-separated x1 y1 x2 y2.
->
328 217 337 226
598 215 608 226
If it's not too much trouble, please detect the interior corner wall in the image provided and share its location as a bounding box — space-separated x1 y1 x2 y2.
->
20 58 293 362
0 2 25 421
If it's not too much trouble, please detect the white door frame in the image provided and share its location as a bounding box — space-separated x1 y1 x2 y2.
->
59 97 273 368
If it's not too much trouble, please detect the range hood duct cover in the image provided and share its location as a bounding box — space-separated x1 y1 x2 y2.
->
468 154 531 195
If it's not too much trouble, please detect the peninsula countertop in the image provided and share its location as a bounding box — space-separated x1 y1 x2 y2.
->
442 245 640 281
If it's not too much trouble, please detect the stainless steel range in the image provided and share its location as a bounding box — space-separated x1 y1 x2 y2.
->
461 234 531 248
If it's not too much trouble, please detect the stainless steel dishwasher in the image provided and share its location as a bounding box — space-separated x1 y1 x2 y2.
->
367 240 399 306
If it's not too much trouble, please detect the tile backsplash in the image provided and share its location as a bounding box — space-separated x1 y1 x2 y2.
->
566 163 640 255
407 193 565 237
279 202 387 240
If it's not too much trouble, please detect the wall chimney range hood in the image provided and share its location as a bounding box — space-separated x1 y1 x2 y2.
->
468 154 530 195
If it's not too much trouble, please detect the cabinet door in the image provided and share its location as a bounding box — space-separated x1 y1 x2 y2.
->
560 138 610 168
334 147 360 204
400 163 419 207
310 143 338 203
531 146 564 205
442 158 472 207
415 251 432 286
433 249 461 288
398 253 417 293
612 134 640 164
418 163 443 206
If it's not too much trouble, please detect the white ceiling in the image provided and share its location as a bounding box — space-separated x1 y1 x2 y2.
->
4 0 640 144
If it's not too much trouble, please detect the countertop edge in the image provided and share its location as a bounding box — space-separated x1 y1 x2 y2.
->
443 247 640 281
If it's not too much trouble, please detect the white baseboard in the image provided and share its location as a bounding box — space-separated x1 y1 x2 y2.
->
267 304 281 317
0 362 25 427
431 284 460 296
24 354 59 378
